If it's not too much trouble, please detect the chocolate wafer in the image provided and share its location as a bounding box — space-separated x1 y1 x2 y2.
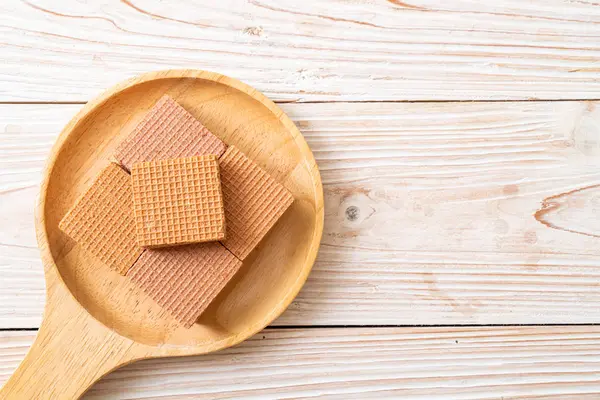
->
58 163 142 275
114 95 227 172
131 155 226 248
219 146 294 260
127 242 243 328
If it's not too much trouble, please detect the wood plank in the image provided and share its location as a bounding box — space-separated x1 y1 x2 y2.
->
2 102 600 328
2 327 600 399
1 0 600 102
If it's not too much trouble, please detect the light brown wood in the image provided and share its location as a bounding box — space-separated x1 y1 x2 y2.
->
2 101 600 327
3 327 600 399
1 0 600 102
0 70 324 399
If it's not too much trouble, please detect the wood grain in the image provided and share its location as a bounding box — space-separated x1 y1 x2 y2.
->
1 0 600 102
3 327 600 399
2 101 600 328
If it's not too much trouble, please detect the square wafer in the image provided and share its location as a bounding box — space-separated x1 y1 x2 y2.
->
114 95 227 172
131 155 226 248
219 146 294 260
58 163 142 275
127 242 243 328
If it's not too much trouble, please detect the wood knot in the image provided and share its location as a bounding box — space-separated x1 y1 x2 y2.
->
243 26 264 37
345 206 360 221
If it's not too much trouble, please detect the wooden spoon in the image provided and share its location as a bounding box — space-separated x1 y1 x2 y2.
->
0 70 323 399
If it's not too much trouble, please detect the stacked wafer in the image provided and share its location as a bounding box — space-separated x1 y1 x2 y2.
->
59 95 293 328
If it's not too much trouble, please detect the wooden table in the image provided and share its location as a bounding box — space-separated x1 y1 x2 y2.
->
2 1 600 398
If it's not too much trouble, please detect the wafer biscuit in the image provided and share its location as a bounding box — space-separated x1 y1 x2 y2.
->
219 146 294 260
127 242 243 328
58 163 142 275
131 155 226 248
115 95 227 171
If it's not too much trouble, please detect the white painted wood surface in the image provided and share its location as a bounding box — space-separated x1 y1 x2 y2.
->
3 327 600 399
2 102 600 327
1 0 600 102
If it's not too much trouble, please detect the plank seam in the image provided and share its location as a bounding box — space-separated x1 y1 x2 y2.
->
6 323 600 332
1 98 600 105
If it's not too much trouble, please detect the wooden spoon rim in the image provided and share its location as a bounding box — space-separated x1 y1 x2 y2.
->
35 69 324 353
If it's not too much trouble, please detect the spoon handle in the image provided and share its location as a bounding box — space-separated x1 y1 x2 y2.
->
0 274 138 399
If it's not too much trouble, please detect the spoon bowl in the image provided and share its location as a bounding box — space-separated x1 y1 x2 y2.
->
0 70 323 399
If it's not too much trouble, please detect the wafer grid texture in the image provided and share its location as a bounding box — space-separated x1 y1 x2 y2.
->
114 95 227 171
131 155 226 248
127 242 243 328
58 163 142 275
219 146 294 260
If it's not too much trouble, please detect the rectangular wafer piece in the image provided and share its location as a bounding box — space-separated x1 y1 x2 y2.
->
131 155 226 248
219 146 294 260
115 95 227 172
127 242 243 328
58 163 142 275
